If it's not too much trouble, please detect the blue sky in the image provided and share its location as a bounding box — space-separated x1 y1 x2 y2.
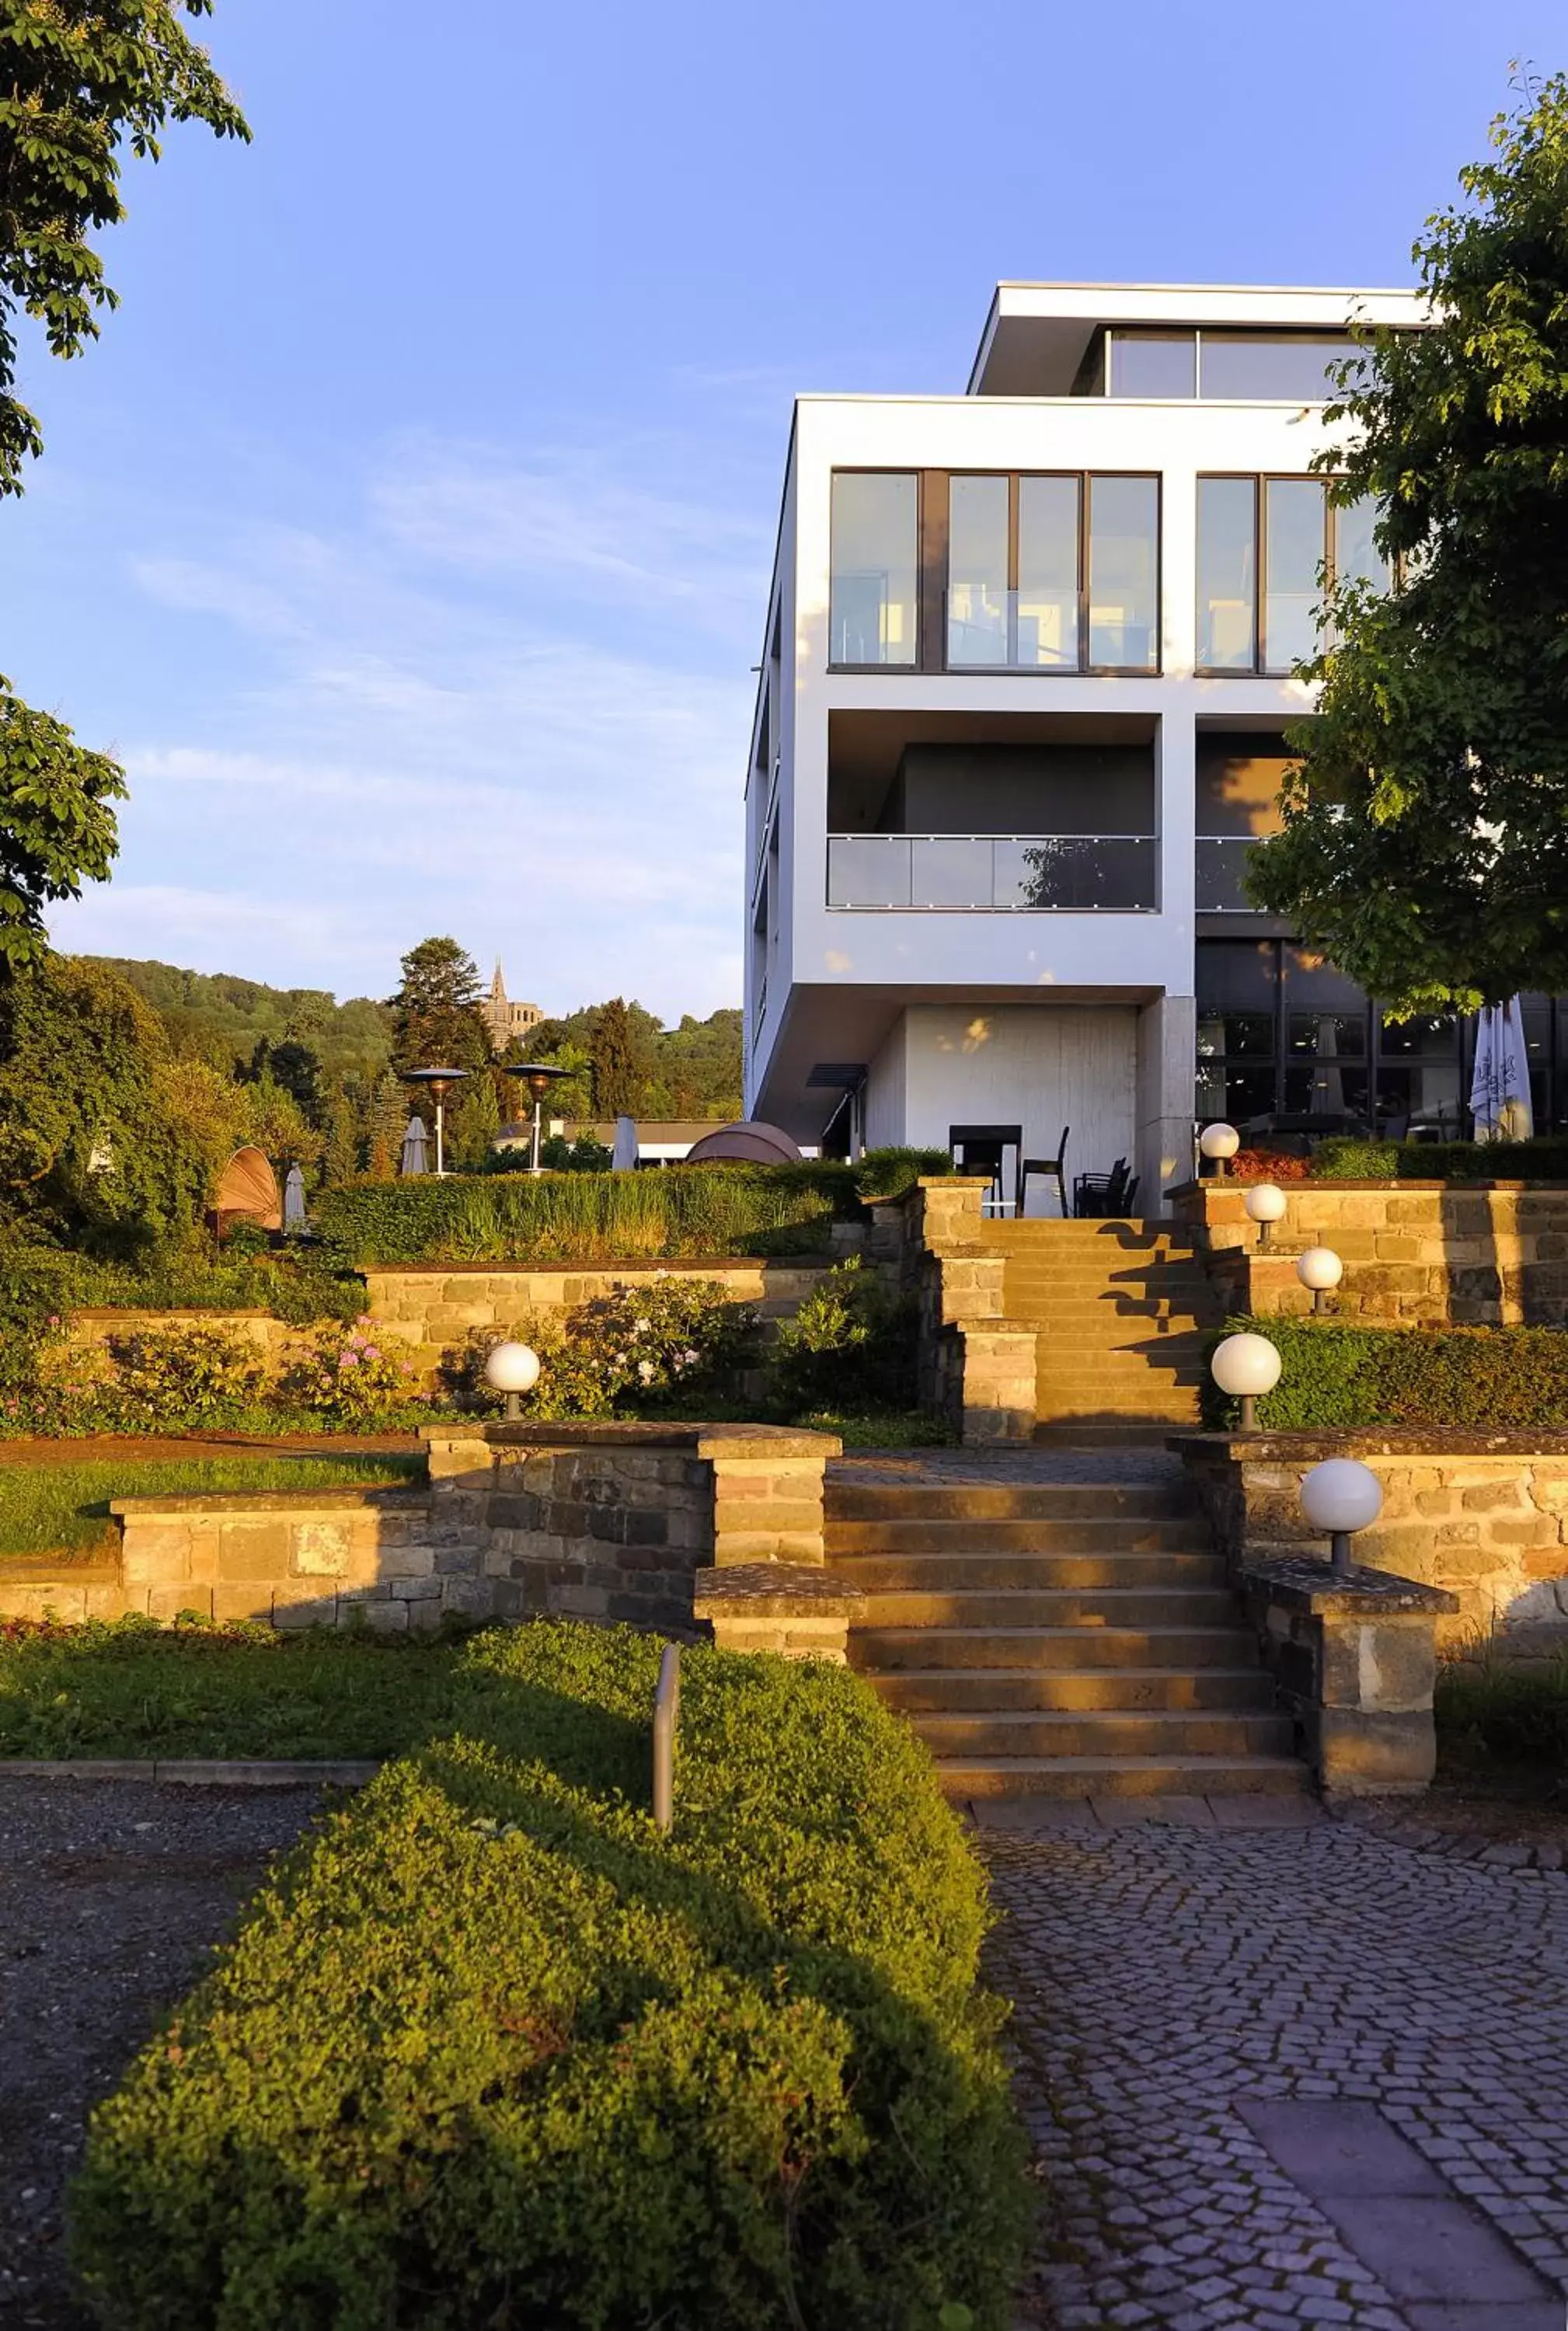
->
1 0 1561 1019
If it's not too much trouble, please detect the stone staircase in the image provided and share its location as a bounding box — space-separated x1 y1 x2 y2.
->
993 1218 1221 1441
832 1465 1306 1800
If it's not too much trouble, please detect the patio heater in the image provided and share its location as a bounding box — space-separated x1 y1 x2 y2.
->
1300 1458 1383 1581
400 1066 469 1179
508 1061 571 1175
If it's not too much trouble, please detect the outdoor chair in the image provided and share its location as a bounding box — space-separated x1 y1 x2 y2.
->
1074 1156 1132 1218
1018 1126 1070 1218
949 1122 1023 1218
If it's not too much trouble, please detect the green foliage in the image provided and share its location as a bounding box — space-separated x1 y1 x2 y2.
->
316 1164 857 1267
526 999 743 1123
589 993 643 1116
1204 1314 1568 1430
389 936 493 1075
853 1145 954 1197
0 1451 422 1566
90 958 394 1080
102 1322 267 1427
1246 73 1568 1012
1312 1138 1568 1182
537 1132 614 1172
276 1317 423 1428
793 1409 955 1448
0 0 249 497
770 1257 918 1416
0 689 127 968
487 1277 759 1420
71 1621 1027 2330
447 1068 500 1172
1437 1644 1568 1781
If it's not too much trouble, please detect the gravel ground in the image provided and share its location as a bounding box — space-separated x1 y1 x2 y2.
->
0 1778 328 2328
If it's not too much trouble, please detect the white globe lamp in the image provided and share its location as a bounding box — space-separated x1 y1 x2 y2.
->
483 1340 541 1420
1301 1457 1383 1580
1297 1246 1343 1316
1199 1121 1241 1178
1210 1331 1282 1432
1244 1180 1288 1249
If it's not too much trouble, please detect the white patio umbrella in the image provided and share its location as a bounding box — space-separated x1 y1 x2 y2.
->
611 1114 639 1172
1470 998 1535 1142
400 1114 430 1176
283 1162 307 1231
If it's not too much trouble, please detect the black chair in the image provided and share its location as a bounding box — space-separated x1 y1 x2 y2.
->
1018 1125 1070 1218
1074 1155 1131 1218
949 1122 1023 1218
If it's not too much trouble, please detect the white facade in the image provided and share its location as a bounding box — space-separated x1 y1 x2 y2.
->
743 281 1425 1208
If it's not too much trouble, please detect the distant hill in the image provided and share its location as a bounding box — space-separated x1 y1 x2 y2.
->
79 957 395 1075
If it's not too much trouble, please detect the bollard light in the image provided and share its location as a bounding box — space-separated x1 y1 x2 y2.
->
1300 1457 1383 1580
1244 1181 1288 1248
1200 1122 1241 1178
483 1340 541 1420
1297 1246 1343 1316
1210 1330 1281 1431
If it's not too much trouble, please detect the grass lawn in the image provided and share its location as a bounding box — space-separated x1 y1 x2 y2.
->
0 1450 427 1565
0 1615 466 1759
1436 1647 1568 1803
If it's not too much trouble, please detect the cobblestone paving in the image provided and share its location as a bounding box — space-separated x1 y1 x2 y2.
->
984 1808 1568 2328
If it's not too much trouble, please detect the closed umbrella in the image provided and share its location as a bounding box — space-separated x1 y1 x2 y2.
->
1471 998 1535 1142
612 1115 638 1172
283 1162 307 1231
400 1114 430 1176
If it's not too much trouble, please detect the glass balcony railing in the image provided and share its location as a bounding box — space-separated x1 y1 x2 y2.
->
827 834 1158 912
1196 836 1266 912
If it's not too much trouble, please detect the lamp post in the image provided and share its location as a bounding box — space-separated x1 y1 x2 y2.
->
507 1061 570 1175
1297 1246 1343 1316
1244 1180 1288 1249
399 1066 469 1179
1199 1121 1240 1178
1210 1330 1282 1431
483 1339 541 1420
1300 1457 1383 1580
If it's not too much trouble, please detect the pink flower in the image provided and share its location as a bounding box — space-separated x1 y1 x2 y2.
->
339 1351 360 1369
363 1347 380 1361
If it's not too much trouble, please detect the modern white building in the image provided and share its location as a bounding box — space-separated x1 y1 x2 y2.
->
740 279 1487 1212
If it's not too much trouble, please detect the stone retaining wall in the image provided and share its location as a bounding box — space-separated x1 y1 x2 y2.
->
361 1261 831 1365
1173 1180 1568 1326
68 1308 294 1357
1173 1430 1568 1650
880 1180 1038 1443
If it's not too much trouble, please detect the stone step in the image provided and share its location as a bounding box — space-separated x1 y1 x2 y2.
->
826 1517 1213 1555
832 1551 1228 1592
869 1664 1277 1713
852 1623 1260 1671
826 1483 1197 1522
934 1752 1311 1800
1033 1423 1198 1447
909 1707 1297 1759
851 1584 1242 1629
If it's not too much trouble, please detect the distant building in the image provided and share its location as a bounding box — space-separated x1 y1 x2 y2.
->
482 962 544 1054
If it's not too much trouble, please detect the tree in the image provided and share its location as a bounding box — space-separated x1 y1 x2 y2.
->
0 0 249 494
365 1069 406 1181
1248 71 1568 1013
590 996 643 1117
389 937 493 1075
0 684 126 970
448 1072 499 1172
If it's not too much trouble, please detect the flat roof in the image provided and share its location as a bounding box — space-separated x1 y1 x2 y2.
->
970 280 1428 397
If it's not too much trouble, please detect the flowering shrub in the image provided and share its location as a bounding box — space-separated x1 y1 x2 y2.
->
278 1318 423 1427
0 1310 109 1435
462 1276 758 1420
103 1324 268 1428
1228 1148 1313 1183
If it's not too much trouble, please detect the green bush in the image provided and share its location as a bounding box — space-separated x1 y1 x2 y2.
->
71 1622 1027 2330
1437 1646 1568 1778
276 1317 425 1428
852 1145 953 1197
102 1322 269 1429
454 1277 761 1420
315 1165 859 1268
1204 1314 1568 1430
1312 1137 1568 1182
769 1256 918 1416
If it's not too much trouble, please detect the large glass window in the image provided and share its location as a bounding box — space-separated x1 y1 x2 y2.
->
1087 476 1159 671
1332 495 1385 595
946 476 1009 667
1263 479 1327 671
1199 335 1360 400
1196 478 1256 671
1016 475 1079 668
1108 332 1197 397
829 473 917 666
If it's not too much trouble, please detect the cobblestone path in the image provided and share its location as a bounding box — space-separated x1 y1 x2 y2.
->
984 1803 1568 2329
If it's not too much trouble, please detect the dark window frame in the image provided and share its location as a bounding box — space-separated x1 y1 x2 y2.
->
826 468 923 674
932 467 1162 679
1194 474 1380 678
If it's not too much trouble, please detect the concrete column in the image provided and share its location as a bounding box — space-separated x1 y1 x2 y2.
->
1135 992 1197 1213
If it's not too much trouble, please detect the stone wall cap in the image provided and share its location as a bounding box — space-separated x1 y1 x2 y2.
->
109 1487 430 1517
1241 1552 1461 1616
1170 1430 1568 1460
449 1420 841 1459
361 1257 822 1279
693 1563 866 1615
0 1559 120 1584
70 1305 276 1321
1170 1176 1568 1197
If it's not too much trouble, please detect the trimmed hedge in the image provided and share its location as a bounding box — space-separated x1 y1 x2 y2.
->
1312 1137 1568 1183
1205 1314 1568 1430
71 1622 1028 2331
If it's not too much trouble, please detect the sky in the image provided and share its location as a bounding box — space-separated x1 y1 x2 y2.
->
1 0 1563 1023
